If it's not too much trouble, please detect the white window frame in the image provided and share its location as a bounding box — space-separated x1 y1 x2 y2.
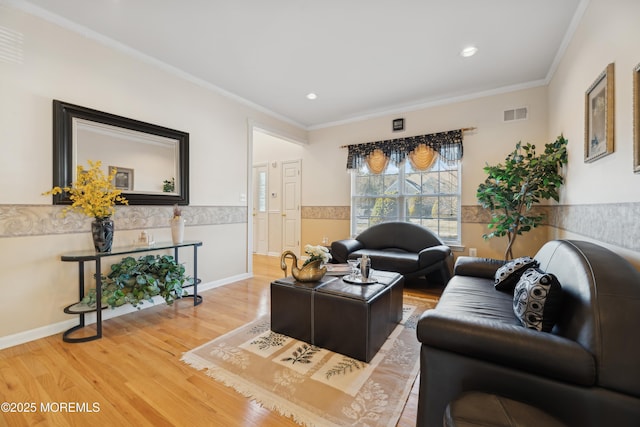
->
350 159 461 244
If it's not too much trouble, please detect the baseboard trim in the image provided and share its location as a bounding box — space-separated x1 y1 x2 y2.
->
0 273 252 350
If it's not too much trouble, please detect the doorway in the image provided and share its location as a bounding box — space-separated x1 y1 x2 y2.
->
251 128 303 257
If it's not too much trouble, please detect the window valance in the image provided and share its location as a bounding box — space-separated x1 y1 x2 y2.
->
344 129 466 171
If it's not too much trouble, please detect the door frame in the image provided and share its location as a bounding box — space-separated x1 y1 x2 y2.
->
247 121 307 275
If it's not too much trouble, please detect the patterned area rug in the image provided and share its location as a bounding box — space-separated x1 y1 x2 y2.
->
181 295 436 427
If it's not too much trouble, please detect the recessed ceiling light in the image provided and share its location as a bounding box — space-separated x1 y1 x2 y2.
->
306 93 318 100
460 46 478 58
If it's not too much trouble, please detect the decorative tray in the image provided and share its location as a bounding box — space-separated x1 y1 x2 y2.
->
342 274 378 285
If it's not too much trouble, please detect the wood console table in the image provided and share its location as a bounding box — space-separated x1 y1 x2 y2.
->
61 240 203 343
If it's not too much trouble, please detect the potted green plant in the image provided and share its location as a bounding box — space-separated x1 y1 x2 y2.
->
476 135 568 260
83 254 192 309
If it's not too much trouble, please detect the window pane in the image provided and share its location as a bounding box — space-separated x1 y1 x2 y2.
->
435 196 458 218
439 170 458 194
406 196 436 219
421 173 439 195
368 196 398 225
353 197 377 217
438 219 459 241
404 172 422 194
258 171 267 212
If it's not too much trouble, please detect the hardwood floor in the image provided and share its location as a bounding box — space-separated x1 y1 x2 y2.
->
0 255 441 427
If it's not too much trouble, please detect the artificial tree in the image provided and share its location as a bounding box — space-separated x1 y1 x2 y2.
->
476 135 568 260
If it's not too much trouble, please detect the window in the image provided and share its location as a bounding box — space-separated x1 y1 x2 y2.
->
351 157 461 243
257 171 267 212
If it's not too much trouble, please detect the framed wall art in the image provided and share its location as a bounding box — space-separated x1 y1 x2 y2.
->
634 62 640 173
110 166 134 191
392 118 405 132
584 63 614 163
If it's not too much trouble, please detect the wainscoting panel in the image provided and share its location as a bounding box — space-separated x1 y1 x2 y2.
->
301 206 350 220
463 203 640 253
0 205 247 238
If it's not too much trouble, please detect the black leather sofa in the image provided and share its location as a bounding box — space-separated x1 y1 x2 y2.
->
330 221 453 283
416 240 640 427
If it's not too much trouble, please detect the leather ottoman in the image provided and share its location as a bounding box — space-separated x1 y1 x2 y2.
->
313 270 404 362
270 275 338 342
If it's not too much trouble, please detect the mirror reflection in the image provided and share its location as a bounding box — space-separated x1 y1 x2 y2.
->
74 118 180 195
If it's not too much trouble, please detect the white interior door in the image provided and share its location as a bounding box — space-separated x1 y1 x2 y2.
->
281 159 301 256
252 164 268 254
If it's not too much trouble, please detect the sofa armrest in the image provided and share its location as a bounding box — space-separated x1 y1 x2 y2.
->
330 239 364 263
416 310 596 386
418 245 451 267
454 256 505 279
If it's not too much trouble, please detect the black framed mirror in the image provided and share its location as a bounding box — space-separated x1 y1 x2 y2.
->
52 100 189 205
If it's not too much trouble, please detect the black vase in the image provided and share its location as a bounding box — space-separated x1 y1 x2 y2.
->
91 217 114 252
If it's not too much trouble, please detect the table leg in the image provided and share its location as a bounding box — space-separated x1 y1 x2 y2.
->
193 244 202 306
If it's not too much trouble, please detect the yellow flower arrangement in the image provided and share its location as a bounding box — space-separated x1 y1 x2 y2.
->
44 160 128 219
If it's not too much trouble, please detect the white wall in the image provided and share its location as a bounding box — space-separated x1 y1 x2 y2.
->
548 0 640 205
0 5 305 343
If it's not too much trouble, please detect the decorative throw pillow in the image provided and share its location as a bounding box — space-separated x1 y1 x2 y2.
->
494 256 538 292
513 268 563 332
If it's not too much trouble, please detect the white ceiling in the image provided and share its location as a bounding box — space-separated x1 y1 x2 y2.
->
15 0 586 129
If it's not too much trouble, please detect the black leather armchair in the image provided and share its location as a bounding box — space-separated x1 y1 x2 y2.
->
416 240 640 427
331 221 453 284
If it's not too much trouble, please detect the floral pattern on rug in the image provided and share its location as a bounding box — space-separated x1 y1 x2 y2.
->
181 295 436 427
274 343 330 375
342 380 388 425
272 368 307 397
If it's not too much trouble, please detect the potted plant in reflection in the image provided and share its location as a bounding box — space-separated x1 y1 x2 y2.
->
170 204 185 244
163 177 175 193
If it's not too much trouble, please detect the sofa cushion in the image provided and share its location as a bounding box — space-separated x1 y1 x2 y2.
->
494 256 538 291
513 268 563 332
432 275 519 324
348 249 418 274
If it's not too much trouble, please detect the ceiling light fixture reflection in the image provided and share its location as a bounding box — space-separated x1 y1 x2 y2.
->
460 46 478 58
306 93 318 100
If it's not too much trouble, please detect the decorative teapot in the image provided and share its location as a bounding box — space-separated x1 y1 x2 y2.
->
280 250 327 282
